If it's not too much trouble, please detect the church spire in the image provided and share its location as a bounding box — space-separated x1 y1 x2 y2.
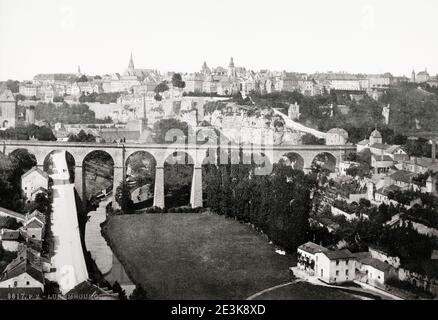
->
128 52 135 70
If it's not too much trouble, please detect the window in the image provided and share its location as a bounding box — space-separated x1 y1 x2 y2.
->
346 270 349 276
13 281 17 287
336 260 339 266
336 270 339 276
321 269 323 277
26 281 30 285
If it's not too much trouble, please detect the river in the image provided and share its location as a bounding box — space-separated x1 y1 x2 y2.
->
84 197 135 296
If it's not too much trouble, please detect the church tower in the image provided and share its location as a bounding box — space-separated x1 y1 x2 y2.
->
228 57 236 77
201 61 211 75
411 69 416 83
128 52 135 71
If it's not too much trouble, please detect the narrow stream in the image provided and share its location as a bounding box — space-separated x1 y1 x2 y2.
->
85 198 135 296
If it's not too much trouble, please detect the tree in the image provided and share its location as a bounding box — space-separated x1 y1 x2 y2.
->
112 281 127 300
171 73 186 88
34 193 50 212
300 133 325 145
53 96 64 103
76 75 88 82
154 81 169 94
6 80 19 93
154 93 162 101
152 118 189 144
15 94 26 101
37 126 57 141
68 130 96 142
129 284 148 300
115 181 134 214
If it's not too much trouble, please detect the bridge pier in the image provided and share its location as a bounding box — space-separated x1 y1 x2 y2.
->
112 166 124 210
74 166 86 211
153 166 165 208
190 166 203 208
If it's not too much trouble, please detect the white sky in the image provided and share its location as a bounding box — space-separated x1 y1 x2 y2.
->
0 0 437 80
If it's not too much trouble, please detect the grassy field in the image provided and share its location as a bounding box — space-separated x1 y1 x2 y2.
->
103 213 356 300
255 282 358 300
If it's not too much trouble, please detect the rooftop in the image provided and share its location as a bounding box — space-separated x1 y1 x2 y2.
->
298 242 329 254
321 249 354 260
359 257 392 272
372 154 393 162
21 166 49 180
370 143 391 150
0 246 44 285
390 170 416 183
376 184 401 196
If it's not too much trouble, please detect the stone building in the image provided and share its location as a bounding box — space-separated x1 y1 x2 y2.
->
0 89 17 129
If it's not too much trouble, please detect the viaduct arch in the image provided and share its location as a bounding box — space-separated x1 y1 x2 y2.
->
1 140 355 209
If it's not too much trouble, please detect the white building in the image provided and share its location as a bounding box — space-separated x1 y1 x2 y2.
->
326 128 348 145
297 242 329 276
23 209 45 241
315 249 356 284
21 167 50 203
355 255 397 289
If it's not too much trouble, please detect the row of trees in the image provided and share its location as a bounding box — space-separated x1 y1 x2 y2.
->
68 130 96 142
203 156 316 252
0 149 37 212
0 124 56 141
34 102 100 124
78 92 121 104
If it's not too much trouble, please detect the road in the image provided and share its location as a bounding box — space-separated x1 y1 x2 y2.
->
49 151 89 294
273 108 328 139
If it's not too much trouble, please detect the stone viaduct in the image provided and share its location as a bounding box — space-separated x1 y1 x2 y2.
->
1 140 356 209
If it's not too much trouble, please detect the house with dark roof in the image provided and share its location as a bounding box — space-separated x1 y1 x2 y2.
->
0 228 22 251
297 242 329 275
12 209 46 242
0 207 25 222
355 255 397 289
371 154 394 174
390 170 418 190
315 249 356 284
0 246 45 290
402 156 438 174
374 184 400 204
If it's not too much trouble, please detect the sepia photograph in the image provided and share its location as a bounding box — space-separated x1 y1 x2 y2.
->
0 0 437 313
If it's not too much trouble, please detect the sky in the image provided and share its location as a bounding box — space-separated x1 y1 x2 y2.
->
0 0 437 80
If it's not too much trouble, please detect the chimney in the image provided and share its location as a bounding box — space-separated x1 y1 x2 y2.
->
432 140 436 163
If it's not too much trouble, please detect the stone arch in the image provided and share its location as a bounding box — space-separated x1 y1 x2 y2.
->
163 151 194 208
311 152 337 173
125 151 157 207
43 150 76 183
159 147 196 167
281 152 305 171
82 150 115 209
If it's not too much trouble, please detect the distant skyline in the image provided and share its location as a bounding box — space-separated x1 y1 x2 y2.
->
1 0 438 81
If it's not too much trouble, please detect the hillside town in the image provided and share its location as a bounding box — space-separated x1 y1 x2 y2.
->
1 52 438 300
1 0 438 304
